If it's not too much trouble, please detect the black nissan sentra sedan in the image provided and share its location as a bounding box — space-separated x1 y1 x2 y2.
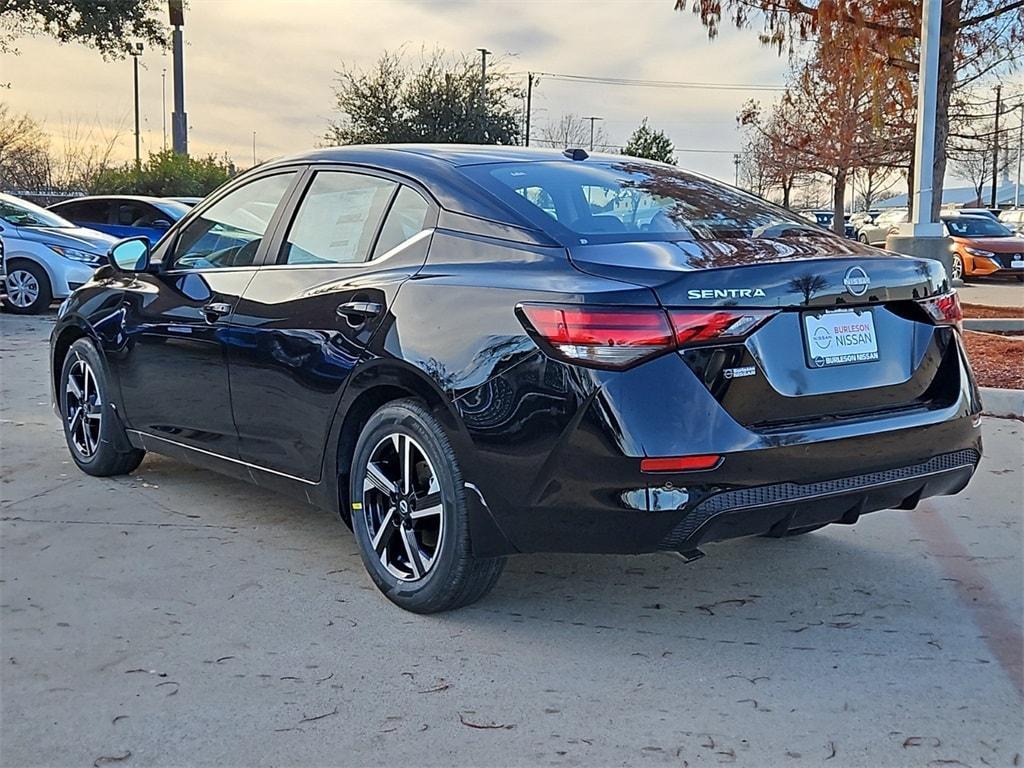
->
50 145 982 612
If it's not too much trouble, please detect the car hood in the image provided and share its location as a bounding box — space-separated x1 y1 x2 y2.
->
13 225 118 253
952 236 1024 252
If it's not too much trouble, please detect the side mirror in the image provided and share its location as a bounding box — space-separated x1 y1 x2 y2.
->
109 237 151 272
152 219 172 229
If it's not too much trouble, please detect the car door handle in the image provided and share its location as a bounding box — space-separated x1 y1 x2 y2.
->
336 301 383 321
203 301 232 323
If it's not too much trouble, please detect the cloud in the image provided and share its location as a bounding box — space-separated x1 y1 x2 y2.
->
2 0 796 181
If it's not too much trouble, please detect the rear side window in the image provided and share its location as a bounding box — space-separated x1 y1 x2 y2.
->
372 186 430 258
57 199 111 224
282 171 396 265
462 160 818 244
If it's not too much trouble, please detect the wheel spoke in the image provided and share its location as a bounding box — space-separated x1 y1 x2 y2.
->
371 508 396 553
365 462 397 496
401 435 412 494
410 491 442 519
400 526 424 579
68 407 83 433
66 374 83 401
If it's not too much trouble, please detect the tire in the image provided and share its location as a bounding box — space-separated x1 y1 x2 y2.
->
348 399 504 613
3 260 52 314
951 254 964 281
858 233 869 245
59 339 146 477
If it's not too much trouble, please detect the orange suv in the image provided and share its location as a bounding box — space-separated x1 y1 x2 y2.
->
943 214 1024 281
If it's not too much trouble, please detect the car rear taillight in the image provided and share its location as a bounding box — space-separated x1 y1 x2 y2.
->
518 304 776 370
918 291 962 331
669 309 777 345
517 305 674 369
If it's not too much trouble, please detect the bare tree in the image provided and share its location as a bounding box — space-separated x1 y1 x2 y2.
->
853 166 900 211
0 102 49 189
48 116 124 191
537 114 609 151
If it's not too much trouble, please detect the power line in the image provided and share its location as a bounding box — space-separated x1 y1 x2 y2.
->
524 71 787 93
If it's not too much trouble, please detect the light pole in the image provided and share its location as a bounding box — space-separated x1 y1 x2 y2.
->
129 42 144 171
583 116 603 150
1015 103 1022 207
169 0 188 156
733 154 741 187
161 68 167 151
888 0 949 276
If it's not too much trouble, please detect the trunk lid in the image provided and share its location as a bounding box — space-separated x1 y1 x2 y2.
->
568 237 949 308
568 237 961 429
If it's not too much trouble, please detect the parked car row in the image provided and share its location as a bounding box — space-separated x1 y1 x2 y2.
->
848 205 1024 281
1 193 195 313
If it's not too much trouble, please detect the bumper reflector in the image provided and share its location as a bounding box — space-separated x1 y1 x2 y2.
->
641 454 721 473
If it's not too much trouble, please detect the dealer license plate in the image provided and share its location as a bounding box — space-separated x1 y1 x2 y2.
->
803 309 879 368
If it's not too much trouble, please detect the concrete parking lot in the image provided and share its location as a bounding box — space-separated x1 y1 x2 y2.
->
1 311 1021 767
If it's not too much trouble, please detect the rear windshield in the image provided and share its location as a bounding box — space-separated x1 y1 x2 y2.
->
944 217 1014 238
462 160 825 244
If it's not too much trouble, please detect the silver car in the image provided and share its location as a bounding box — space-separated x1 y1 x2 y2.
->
857 208 908 246
0 193 117 314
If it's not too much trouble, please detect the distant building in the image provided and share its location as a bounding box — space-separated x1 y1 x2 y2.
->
878 181 1021 209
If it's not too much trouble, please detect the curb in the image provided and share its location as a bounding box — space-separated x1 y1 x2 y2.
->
964 318 1024 332
980 387 1024 418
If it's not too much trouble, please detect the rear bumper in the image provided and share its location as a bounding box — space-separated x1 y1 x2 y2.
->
457 346 983 557
659 448 978 552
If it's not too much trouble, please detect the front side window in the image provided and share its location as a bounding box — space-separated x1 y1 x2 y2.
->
282 172 396 265
463 160 822 243
170 173 296 270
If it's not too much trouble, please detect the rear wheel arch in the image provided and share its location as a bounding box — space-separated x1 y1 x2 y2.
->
331 362 462 523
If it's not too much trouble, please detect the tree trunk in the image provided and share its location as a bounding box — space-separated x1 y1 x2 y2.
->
782 175 792 209
931 0 961 220
832 167 847 235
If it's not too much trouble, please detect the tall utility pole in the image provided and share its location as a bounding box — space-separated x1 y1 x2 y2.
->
169 0 188 156
583 116 602 150
991 84 1002 208
161 68 167 151
525 72 534 147
129 42 143 171
477 48 491 108
252 131 257 166
733 154 741 187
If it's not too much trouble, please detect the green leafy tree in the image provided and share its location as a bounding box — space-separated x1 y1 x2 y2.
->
90 150 236 196
325 49 523 145
1 0 166 56
622 119 676 164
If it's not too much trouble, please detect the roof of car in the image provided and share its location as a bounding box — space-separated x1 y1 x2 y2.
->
271 144 630 168
257 144 671 235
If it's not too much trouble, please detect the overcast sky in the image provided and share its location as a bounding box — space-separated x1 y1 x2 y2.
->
3 0 1019 187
